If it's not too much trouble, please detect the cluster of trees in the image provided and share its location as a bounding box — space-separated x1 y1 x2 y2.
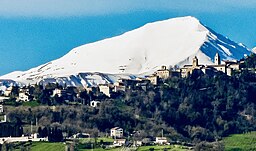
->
38 127 63 142
0 122 23 137
3 54 256 144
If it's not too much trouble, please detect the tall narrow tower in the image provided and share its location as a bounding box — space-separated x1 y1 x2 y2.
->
214 52 221 65
192 56 198 67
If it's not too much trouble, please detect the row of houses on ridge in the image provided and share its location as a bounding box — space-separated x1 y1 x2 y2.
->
0 52 242 103
180 52 241 77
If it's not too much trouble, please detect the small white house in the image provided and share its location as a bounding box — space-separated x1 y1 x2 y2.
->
113 85 126 92
72 133 90 139
52 88 66 97
155 137 168 145
0 96 10 103
113 81 126 92
111 127 123 138
90 100 100 108
18 92 29 102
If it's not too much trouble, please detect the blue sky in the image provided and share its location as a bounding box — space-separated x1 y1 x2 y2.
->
0 0 255 75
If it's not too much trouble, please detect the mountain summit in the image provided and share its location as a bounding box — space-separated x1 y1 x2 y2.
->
0 16 251 86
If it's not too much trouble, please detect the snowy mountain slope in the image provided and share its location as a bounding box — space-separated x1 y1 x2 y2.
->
252 47 256 53
0 16 251 86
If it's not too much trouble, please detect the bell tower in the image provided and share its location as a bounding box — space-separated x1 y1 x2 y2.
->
214 52 220 65
192 56 198 67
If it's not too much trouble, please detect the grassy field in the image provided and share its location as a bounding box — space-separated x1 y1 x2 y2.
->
79 148 121 151
137 145 190 151
30 142 66 151
10 132 256 151
22 100 40 107
224 131 256 151
78 145 190 151
76 137 115 151
79 137 114 143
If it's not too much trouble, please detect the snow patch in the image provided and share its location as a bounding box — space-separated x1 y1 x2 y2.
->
218 44 232 56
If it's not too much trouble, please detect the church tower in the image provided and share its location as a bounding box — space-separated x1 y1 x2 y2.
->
192 56 198 67
214 52 221 65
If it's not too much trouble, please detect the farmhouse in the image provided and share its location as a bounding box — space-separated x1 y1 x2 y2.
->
155 137 168 145
111 127 123 138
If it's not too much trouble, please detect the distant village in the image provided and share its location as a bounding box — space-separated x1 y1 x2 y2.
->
0 52 244 102
0 52 247 147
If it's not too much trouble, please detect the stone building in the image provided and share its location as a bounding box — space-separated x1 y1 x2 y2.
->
146 75 159 85
207 52 237 76
180 56 205 78
179 52 242 77
113 80 126 92
155 66 170 79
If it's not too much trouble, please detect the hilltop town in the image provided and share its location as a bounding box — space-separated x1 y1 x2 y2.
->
0 53 255 150
0 52 244 104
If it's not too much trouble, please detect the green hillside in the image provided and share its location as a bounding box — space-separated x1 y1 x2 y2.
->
224 132 256 151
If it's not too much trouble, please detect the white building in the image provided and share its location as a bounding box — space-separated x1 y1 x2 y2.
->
113 85 126 92
0 96 10 103
0 105 6 123
155 66 170 79
0 135 48 144
155 137 168 145
4 87 12 97
52 88 66 97
90 100 100 108
72 133 90 139
113 80 126 92
99 84 111 97
111 127 123 138
146 75 158 85
18 92 29 102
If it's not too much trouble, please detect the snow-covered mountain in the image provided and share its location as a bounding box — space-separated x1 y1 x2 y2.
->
0 16 251 87
252 47 256 53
